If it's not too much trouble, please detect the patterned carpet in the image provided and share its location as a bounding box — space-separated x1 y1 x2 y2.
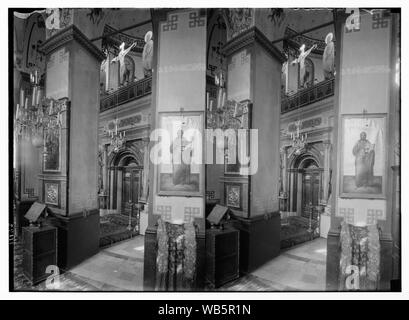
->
99 213 139 247
280 216 320 249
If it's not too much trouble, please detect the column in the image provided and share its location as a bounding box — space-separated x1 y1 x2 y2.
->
102 145 108 194
139 137 150 235
116 168 123 213
109 168 115 211
144 9 207 290
326 9 397 290
322 140 332 203
41 23 105 269
221 9 286 272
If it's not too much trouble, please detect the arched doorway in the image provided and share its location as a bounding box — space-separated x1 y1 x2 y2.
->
117 155 141 220
299 159 321 219
288 151 323 219
108 149 144 216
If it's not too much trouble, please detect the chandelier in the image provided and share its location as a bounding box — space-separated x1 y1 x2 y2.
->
207 97 249 130
15 70 68 147
289 120 307 155
107 119 126 153
207 68 249 130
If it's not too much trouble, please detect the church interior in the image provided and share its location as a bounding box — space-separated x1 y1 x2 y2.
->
11 8 401 291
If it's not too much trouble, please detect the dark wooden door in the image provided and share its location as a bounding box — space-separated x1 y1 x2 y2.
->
122 168 140 218
301 170 320 219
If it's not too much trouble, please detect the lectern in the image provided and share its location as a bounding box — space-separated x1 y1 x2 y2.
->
205 204 240 288
22 225 57 285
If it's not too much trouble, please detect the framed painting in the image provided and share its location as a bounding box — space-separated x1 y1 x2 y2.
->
44 181 60 207
224 148 241 174
225 183 242 210
224 128 250 175
340 114 387 199
43 128 61 172
157 112 204 196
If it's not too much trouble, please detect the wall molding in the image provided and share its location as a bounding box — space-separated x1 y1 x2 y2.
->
222 26 286 63
41 25 105 62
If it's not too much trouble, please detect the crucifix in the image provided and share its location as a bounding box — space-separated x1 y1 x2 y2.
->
291 43 317 88
111 42 137 85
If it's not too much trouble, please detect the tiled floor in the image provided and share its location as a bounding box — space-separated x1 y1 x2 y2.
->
13 235 145 291
14 235 327 292
67 235 145 291
221 237 327 291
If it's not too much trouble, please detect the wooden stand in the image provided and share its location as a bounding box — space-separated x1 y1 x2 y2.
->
205 227 239 288
22 225 57 285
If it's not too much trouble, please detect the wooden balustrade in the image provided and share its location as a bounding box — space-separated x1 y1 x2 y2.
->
100 76 152 112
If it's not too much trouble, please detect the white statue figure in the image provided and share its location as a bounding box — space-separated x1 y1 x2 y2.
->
142 31 153 78
111 42 136 85
323 32 335 79
291 43 317 88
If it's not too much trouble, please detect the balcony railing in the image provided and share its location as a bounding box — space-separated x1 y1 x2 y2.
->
100 76 152 112
281 78 335 114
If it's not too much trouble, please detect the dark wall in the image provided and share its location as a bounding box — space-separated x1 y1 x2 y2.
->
232 212 281 274
48 209 100 271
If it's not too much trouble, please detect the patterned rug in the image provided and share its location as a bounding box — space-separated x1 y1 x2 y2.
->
99 213 139 247
280 216 320 249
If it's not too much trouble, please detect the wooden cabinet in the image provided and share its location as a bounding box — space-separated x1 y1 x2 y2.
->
22 225 57 285
205 227 239 288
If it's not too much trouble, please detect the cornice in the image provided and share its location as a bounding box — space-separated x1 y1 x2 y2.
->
41 25 105 62
222 26 286 63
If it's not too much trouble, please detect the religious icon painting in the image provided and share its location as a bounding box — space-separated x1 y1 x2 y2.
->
226 184 241 209
44 181 60 207
157 112 204 196
43 127 61 172
340 114 387 199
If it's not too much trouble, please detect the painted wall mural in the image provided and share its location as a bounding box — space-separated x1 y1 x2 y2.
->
158 112 203 196
340 114 386 199
43 129 61 172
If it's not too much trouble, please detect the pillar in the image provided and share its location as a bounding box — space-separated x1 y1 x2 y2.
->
116 168 123 213
322 140 332 203
40 24 105 270
221 9 286 273
326 9 398 290
143 9 207 290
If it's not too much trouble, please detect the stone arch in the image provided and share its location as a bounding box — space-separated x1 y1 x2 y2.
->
108 143 144 168
288 145 323 170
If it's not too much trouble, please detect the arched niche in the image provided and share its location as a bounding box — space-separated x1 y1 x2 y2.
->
207 10 228 78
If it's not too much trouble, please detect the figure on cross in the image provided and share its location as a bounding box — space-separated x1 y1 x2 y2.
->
111 42 137 85
291 43 317 88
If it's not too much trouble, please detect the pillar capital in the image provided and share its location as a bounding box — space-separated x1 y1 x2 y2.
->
222 26 286 63
41 25 105 62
